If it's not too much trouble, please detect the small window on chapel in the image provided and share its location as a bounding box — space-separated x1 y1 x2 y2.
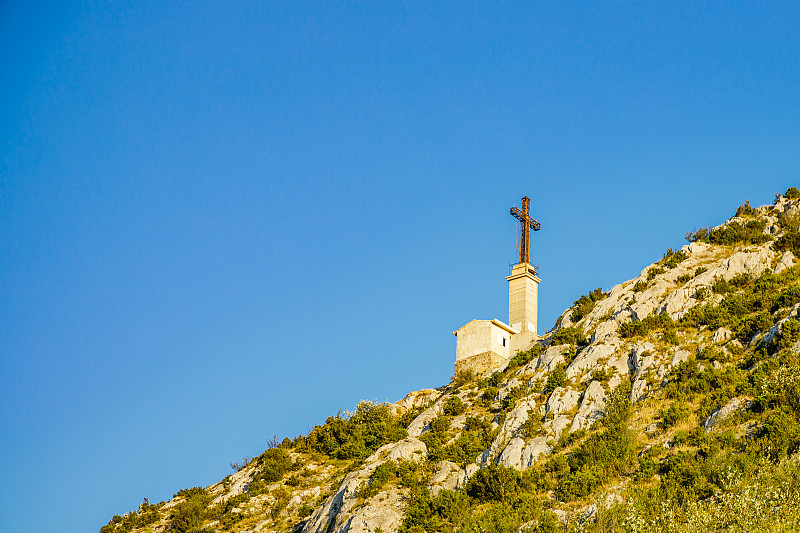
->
502 337 506 347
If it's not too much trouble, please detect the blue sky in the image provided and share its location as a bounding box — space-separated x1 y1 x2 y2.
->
2 2 799 532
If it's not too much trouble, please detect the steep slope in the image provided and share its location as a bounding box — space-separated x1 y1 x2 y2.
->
102 190 800 533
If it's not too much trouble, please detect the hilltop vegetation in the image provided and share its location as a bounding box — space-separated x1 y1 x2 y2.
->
102 189 800 533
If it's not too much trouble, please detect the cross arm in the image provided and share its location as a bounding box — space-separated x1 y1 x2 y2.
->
510 207 541 231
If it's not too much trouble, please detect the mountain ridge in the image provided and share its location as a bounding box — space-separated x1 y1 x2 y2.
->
101 189 800 533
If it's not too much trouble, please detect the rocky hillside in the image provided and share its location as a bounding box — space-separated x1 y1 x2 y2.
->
102 190 800 533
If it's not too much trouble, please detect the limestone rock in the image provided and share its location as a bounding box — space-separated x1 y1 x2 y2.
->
497 436 551 469
671 348 691 367
407 403 440 437
303 438 426 533
703 397 751 432
382 438 427 463
429 461 462 495
629 342 657 379
590 320 621 344
396 389 440 411
570 380 607 431
544 415 572 440
523 345 569 376
498 377 522 401
712 327 732 344
336 488 405 533
760 305 800 347
545 387 581 418
630 378 649 403
566 342 618 380
210 465 255 504
720 246 774 280
775 251 796 275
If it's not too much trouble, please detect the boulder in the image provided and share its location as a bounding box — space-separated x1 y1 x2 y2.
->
775 251 796 275
630 378 649 403
428 461 462 495
497 436 551 469
545 387 581 418
407 404 440 437
703 397 751 432
566 342 618 380
570 380 607 431
712 328 732 344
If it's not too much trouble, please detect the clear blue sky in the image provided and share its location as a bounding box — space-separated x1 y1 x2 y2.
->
1 2 799 532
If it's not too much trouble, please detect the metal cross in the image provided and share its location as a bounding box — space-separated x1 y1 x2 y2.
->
510 196 541 264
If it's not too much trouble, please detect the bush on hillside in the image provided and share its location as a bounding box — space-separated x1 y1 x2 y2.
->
686 219 771 246
570 288 608 322
550 327 587 347
298 401 407 460
506 346 543 371
660 248 689 269
169 488 212 533
442 396 466 416
775 229 800 256
786 187 800 200
545 364 566 392
618 313 675 338
735 200 757 218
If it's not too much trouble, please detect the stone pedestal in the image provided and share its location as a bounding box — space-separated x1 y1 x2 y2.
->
506 262 540 335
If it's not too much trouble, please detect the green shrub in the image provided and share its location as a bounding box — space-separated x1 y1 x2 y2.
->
452 369 476 388
170 488 211 533
676 273 692 285
695 267 708 277
757 409 800 461
647 267 665 282
661 330 680 345
786 187 800 200
771 319 800 354
570 287 608 322
712 277 733 294
478 386 498 407
100 499 161 533
618 313 675 338
592 368 610 384
429 414 453 434
442 416 495 466
687 220 771 246
681 304 733 330
466 464 526 503
660 248 689 269
300 401 408 460
556 469 602 500
252 447 293 487
400 487 471 533
775 230 800 256
734 310 773 344
550 327 587 347
772 285 800 311
695 286 711 300
660 403 691 429
545 364 566 392
519 412 543 439
735 200 757 218
360 461 395 498
506 346 542 371
755 364 800 412
633 280 649 292
442 396 466 416
658 452 717 504
501 383 531 411
697 345 725 362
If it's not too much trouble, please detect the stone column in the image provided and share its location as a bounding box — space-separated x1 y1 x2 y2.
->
506 263 540 335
